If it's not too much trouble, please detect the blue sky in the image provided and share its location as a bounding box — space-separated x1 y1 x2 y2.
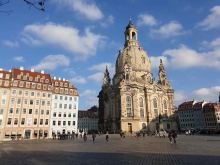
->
1 0 220 109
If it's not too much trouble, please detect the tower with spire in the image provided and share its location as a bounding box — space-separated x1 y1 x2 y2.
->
102 66 111 88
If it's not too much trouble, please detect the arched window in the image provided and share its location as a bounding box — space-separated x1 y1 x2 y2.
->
153 98 158 117
126 96 132 117
126 33 130 40
132 32 136 40
164 100 168 114
139 97 144 118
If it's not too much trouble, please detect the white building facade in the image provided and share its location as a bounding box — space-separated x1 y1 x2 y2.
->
50 78 79 136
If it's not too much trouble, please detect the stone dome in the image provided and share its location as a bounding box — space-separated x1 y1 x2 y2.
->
115 21 151 75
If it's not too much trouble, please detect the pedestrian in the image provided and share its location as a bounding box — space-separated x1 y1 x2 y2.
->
168 131 172 143
83 132 87 142
172 131 177 144
92 132 96 142
143 132 145 137
106 131 109 142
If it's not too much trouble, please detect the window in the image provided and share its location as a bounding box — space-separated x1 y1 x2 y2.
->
2 99 6 105
37 84 41 89
17 98 21 104
21 118 25 125
64 104 67 109
74 104 76 109
7 118 12 125
59 104 62 108
68 113 71 117
60 96 63 100
34 119 37 125
12 89 16 95
53 121 56 126
139 97 144 118
25 90 28 96
0 109 3 114
58 121 61 126
68 121 71 126
40 119 43 125
23 108 26 114
63 113 66 117
74 97 77 102
36 100 39 105
35 109 38 115
11 98 15 104
43 93 46 97
47 101 50 106
37 92 40 97
73 113 76 117
65 96 67 100
164 100 168 114
58 113 61 117
54 103 57 108
31 91 34 96
69 97 72 101
153 98 158 117
45 119 48 125
69 104 72 109
46 110 49 115
55 95 58 99
53 112 56 117
30 100 33 105
9 108 13 113
63 121 66 126
126 96 132 117
43 85 47 90
14 118 18 125
18 90 22 95
16 108 20 114
73 121 75 126
41 110 44 115
24 99 28 105
41 101 45 106
29 109 32 114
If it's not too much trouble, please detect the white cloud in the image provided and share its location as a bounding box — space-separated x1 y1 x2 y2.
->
53 0 103 21
13 56 25 62
33 54 70 71
87 72 103 82
207 37 220 48
137 14 157 26
70 76 87 85
193 86 220 102
149 56 168 69
151 21 185 38
198 5 220 30
23 22 105 60
2 40 19 48
80 89 98 108
162 44 220 69
100 15 114 27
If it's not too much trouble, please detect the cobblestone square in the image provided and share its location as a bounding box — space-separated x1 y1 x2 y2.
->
0 134 220 165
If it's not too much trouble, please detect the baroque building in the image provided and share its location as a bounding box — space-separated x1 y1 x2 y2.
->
98 21 175 133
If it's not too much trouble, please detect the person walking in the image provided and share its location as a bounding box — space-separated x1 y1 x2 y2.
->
172 131 177 144
83 132 87 142
168 131 172 143
106 131 109 142
92 132 96 142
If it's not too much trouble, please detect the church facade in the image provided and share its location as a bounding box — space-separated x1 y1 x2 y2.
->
98 21 175 133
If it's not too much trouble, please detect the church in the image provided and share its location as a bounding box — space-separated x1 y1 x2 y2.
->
98 20 175 133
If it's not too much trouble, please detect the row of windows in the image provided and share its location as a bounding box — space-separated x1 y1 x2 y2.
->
10 98 50 106
13 81 51 90
53 112 76 118
180 118 194 122
181 123 194 127
11 90 51 98
14 75 49 83
52 120 75 126
54 95 77 101
126 96 168 118
0 73 10 79
9 108 50 115
54 103 77 110
7 118 49 125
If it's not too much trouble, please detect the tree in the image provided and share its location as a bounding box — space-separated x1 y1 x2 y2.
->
0 0 46 14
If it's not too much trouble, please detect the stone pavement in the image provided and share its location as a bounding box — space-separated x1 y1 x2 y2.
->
0 134 220 165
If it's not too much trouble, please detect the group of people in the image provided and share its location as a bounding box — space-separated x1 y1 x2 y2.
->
168 131 177 144
52 132 78 140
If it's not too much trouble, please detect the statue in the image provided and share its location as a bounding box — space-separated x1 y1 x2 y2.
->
103 66 111 87
158 59 169 86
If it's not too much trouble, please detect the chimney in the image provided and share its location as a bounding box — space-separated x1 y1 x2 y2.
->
20 66 24 70
41 70 44 74
58 77 61 80
53 76 56 80
31 68 35 72
63 78 65 81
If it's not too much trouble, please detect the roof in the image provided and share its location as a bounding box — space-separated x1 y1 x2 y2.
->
126 19 136 30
